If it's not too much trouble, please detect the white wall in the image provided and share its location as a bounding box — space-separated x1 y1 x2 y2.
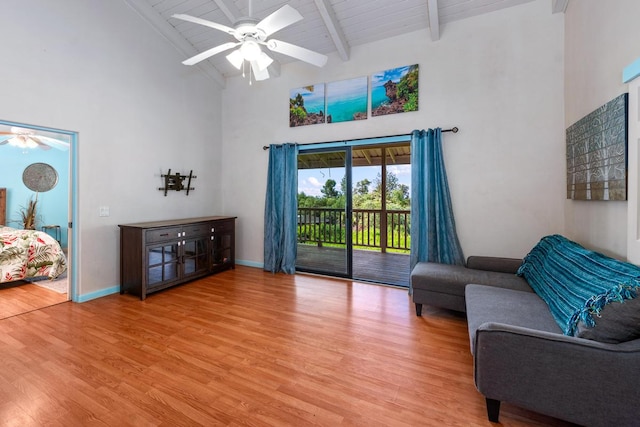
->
0 0 223 298
564 0 640 257
221 0 565 265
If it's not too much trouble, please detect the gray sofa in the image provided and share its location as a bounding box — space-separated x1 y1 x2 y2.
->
410 256 640 426
410 256 527 314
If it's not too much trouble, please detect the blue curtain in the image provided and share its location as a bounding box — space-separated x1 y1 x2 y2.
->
264 143 298 274
410 129 464 273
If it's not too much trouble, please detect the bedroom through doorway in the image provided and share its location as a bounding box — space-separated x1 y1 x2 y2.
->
0 119 77 318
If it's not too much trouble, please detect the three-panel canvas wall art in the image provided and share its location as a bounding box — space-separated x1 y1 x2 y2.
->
289 64 419 127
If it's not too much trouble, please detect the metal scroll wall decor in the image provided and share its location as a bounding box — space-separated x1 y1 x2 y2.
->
566 93 628 201
159 169 196 196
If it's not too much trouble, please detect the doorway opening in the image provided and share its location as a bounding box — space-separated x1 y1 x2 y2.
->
296 142 411 286
0 119 77 318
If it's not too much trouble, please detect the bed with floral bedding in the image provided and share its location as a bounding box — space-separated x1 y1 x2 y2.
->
0 226 67 283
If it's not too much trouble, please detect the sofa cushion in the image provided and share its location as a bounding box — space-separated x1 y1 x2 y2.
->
465 284 562 355
465 256 523 274
411 261 531 297
575 297 640 343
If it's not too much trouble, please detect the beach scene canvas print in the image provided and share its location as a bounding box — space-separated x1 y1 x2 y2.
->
290 84 326 127
371 65 419 116
326 77 368 123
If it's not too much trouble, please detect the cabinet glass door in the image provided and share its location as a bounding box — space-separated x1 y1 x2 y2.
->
147 243 180 286
211 231 232 271
183 236 209 278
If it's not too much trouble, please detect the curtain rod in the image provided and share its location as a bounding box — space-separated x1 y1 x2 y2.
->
262 127 459 150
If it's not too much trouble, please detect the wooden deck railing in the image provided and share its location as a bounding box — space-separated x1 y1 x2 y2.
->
297 207 410 252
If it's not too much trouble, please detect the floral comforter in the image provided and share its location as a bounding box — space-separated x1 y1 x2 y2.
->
0 226 67 283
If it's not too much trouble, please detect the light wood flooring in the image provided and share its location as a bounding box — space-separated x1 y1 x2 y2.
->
0 281 68 320
0 266 576 426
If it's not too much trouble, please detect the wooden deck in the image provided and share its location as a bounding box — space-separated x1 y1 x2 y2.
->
296 244 410 287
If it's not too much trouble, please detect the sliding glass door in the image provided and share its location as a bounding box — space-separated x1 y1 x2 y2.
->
295 141 412 287
351 144 411 286
296 148 352 277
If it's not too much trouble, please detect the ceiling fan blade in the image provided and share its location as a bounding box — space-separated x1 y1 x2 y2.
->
183 42 240 66
37 136 70 151
0 129 69 150
266 39 328 67
256 5 303 37
31 137 52 150
250 61 269 81
171 14 236 35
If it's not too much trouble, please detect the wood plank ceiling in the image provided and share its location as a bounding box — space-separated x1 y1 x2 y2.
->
124 0 568 87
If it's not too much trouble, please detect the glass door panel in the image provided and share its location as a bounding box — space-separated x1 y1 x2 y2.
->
296 148 351 277
211 230 233 272
351 143 411 287
296 143 411 287
147 243 179 286
183 237 208 277
351 145 382 284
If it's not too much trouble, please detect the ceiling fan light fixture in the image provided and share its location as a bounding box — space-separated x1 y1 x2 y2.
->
240 39 262 61
173 4 327 79
251 61 270 81
226 49 244 69
255 52 273 71
8 136 38 149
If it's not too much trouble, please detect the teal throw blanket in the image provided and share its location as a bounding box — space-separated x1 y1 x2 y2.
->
517 235 640 336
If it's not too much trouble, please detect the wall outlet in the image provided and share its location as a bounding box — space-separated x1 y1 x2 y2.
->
99 206 110 217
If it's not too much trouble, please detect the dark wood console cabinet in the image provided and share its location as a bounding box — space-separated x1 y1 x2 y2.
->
119 216 236 300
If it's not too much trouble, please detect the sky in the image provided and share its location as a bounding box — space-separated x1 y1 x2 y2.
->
371 65 414 89
298 164 411 197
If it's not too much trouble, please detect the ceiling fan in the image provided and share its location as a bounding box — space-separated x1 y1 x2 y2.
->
172 3 328 82
0 127 70 151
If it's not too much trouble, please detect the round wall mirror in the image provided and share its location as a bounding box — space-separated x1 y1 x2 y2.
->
22 162 59 192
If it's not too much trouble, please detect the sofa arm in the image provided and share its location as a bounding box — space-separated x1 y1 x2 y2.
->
465 256 522 274
474 322 640 426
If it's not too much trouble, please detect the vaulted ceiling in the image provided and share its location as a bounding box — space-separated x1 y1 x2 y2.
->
123 0 568 87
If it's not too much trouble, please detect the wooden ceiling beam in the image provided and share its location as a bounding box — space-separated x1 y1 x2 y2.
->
361 149 372 165
123 0 226 88
313 0 350 61
427 0 440 42
552 0 569 14
212 0 241 23
388 149 397 164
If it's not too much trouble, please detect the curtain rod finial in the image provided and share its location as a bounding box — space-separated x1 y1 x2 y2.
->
451 127 459 133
